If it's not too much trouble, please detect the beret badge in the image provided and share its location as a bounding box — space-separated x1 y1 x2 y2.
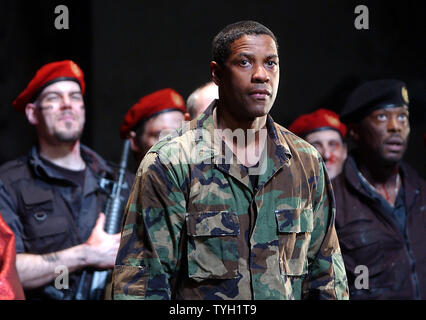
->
401 86 409 105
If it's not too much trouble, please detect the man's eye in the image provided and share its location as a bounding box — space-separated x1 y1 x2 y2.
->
377 114 387 121
46 95 60 101
329 141 341 149
311 143 321 149
71 94 83 101
266 61 277 67
240 60 250 66
398 114 408 121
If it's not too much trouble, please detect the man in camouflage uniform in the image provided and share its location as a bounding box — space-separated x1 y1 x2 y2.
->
112 21 349 300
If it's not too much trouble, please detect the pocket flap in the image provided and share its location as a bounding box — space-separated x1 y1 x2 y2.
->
275 208 313 233
24 215 69 239
21 186 53 205
186 211 240 237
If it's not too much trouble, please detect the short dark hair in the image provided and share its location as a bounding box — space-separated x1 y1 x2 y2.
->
212 20 278 66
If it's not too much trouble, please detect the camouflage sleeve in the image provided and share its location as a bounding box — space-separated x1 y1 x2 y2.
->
302 158 349 300
112 152 186 300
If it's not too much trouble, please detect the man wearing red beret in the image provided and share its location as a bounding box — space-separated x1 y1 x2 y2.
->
0 60 133 300
120 88 190 165
289 108 347 179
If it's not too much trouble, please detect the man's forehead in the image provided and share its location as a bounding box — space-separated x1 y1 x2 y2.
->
230 34 278 53
369 105 409 113
306 129 343 142
147 110 184 125
365 105 409 120
40 80 82 95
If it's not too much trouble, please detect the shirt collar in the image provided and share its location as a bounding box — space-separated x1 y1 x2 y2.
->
28 144 111 180
194 100 292 163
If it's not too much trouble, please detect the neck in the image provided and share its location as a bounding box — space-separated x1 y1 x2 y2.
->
356 153 401 205
38 139 86 171
213 104 267 167
356 153 400 185
215 102 267 132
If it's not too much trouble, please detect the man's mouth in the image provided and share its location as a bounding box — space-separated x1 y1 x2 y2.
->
384 137 404 152
58 113 76 122
59 116 75 121
249 89 271 100
326 154 336 165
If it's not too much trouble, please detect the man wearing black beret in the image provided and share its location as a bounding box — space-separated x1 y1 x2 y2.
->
333 79 426 299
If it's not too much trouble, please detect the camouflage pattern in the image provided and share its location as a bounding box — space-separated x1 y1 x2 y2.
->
112 102 349 300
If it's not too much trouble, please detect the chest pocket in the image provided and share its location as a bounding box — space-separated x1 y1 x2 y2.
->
185 211 239 282
276 208 313 276
21 186 69 254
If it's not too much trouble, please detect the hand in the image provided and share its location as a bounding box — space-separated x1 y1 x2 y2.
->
84 213 121 269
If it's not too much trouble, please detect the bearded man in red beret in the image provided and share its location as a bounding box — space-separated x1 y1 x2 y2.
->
289 108 347 179
0 60 133 300
120 88 190 165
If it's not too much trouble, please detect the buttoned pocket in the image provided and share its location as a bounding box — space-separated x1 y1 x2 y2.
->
21 187 69 253
337 220 386 279
186 211 239 282
276 208 313 276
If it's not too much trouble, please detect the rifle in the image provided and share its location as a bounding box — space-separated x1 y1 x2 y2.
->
75 139 131 300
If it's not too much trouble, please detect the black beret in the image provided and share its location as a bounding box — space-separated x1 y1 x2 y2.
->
340 79 409 123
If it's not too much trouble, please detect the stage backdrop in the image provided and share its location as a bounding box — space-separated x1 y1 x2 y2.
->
1 0 425 175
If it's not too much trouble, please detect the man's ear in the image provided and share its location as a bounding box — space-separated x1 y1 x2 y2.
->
342 142 348 161
210 61 222 86
348 124 359 142
128 131 141 153
25 103 38 126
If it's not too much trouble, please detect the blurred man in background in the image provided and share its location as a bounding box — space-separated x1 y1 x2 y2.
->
186 81 218 119
334 79 426 299
289 108 347 179
120 88 189 165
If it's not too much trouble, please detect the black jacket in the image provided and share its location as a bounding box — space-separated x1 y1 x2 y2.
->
332 155 426 299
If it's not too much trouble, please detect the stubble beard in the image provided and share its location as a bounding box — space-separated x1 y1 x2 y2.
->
53 121 83 143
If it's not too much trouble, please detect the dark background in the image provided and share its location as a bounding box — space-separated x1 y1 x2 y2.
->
1 0 425 176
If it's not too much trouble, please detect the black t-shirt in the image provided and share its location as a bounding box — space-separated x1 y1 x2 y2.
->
241 161 260 192
40 157 86 190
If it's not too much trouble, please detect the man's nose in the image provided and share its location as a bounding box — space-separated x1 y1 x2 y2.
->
387 115 402 132
322 147 331 161
59 95 73 110
252 64 269 82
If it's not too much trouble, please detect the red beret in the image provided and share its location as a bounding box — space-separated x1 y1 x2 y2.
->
13 60 85 113
120 88 186 139
289 108 347 138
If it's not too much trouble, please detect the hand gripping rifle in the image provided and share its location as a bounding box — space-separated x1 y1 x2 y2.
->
75 140 131 300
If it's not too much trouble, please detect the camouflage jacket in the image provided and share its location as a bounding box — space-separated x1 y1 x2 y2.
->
112 103 349 300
